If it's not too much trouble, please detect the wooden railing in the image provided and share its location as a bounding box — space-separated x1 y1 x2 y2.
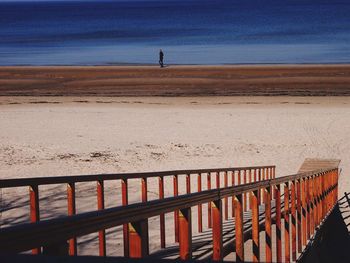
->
0 167 338 262
0 165 275 257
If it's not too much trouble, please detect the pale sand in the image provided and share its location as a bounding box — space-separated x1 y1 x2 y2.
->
0 96 349 258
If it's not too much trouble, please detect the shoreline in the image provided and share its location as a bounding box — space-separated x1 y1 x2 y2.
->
1 63 350 68
1 96 350 107
1 64 350 97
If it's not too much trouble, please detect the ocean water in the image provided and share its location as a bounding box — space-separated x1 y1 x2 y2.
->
0 0 349 65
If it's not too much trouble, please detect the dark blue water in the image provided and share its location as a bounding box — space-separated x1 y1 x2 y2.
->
0 0 349 65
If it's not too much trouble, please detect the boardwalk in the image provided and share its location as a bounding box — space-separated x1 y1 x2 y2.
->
0 160 340 262
152 200 279 261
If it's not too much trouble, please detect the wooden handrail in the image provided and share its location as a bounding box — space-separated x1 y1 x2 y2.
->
0 165 276 256
0 167 338 260
0 165 275 188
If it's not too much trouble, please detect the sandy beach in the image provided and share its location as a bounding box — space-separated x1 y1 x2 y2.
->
1 65 350 96
1 94 349 257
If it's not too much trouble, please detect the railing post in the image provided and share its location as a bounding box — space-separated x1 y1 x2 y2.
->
318 173 322 225
326 171 330 214
198 173 203 233
306 177 311 240
265 186 272 263
314 174 318 228
296 179 302 253
302 178 307 247
335 169 338 204
284 182 290 263
252 189 260 263
322 172 326 219
328 171 332 212
97 180 106 256
186 174 191 194
207 172 212 228
212 199 223 261
67 182 77 255
159 176 165 248
174 175 179 242
232 171 236 217
275 184 282 262
129 219 149 258
29 185 40 254
334 169 337 204
238 170 241 185
314 174 319 226
243 170 247 211
253 168 261 211
309 175 314 236
291 180 297 261
224 171 228 220
179 207 192 260
248 169 252 210
216 171 220 188
142 177 148 202
262 169 266 203
234 194 244 262
254 168 257 183
122 178 129 256
258 169 262 204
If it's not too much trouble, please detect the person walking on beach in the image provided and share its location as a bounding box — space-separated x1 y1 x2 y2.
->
159 49 164 68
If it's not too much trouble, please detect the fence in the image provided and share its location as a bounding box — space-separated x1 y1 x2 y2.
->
0 166 338 262
0 165 275 257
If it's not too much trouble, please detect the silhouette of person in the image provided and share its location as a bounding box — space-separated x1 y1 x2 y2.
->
159 49 164 68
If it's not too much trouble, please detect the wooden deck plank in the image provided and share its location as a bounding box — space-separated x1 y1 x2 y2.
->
298 158 340 173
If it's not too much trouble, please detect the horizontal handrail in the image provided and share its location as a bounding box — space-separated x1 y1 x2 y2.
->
0 164 276 256
0 190 218 253
0 167 337 255
0 165 275 188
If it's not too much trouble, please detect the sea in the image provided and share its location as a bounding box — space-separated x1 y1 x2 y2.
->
0 0 349 65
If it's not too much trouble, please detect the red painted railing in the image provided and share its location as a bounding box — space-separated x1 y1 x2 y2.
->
0 167 338 262
0 165 275 257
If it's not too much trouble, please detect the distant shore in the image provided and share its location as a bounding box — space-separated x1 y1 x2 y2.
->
1 64 350 96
